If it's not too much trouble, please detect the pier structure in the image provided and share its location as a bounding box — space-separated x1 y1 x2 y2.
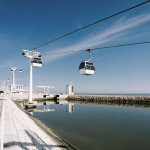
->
0 98 65 150
67 95 150 106
36 86 55 98
0 79 57 102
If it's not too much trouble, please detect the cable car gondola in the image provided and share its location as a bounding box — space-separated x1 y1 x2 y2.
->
79 60 95 75
79 49 95 75
31 57 43 67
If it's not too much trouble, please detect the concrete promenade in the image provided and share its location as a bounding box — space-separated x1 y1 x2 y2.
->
0 99 63 150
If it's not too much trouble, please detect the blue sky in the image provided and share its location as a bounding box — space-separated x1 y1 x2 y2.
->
0 0 150 93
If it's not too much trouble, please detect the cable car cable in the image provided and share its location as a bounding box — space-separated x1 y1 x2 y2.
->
32 0 150 50
12 41 150 70
43 41 150 56
93 41 150 51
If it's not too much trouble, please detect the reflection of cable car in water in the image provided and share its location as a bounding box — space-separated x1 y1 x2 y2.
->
79 49 95 75
31 56 43 68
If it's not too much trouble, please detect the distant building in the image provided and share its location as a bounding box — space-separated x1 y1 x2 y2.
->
66 84 74 95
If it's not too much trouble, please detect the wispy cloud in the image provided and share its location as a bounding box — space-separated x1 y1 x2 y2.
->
43 13 150 63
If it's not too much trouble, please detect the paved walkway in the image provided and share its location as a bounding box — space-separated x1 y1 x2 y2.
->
0 100 3 117
1 99 63 150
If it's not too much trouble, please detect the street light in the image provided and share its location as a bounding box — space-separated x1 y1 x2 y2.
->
10 67 17 91
10 67 22 93
22 50 43 105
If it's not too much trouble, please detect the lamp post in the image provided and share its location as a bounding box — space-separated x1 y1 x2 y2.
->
22 50 42 104
10 67 22 93
10 67 17 92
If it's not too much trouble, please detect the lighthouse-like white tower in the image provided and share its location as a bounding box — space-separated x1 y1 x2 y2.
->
66 84 74 95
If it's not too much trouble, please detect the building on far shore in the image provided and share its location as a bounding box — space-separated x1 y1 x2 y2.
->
66 84 74 95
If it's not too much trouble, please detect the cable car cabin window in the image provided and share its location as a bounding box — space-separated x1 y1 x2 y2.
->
86 65 95 70
31 58 42 64
32 60 37 63
85 62 95 70
38 61 42 64
31 60 43 64
79 62 85 69
33 58 41 60
86 62 93 65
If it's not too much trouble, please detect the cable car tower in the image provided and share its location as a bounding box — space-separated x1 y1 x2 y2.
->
79 49 95 75
22 49 43 107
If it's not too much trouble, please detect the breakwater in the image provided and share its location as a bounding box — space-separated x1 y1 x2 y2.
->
67 95 150 106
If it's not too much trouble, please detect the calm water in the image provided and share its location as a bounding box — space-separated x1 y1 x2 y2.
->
33 101 150 150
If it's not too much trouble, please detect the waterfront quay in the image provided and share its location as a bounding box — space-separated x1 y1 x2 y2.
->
67 95 150 106
0 99 73 150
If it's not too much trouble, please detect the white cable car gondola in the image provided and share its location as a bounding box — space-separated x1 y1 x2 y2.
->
79 49 95 75
31 56 43 68
79 60 95 75
22 50 43 68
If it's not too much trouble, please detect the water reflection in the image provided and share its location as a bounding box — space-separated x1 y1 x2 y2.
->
32 100 150 150
24 100 74 114
66 103 74 113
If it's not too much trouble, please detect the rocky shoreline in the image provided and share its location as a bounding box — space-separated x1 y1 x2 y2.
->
67 95 150 106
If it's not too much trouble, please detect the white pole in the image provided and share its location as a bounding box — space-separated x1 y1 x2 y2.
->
12 70 15 86
11 67 17 92
29 60 33 103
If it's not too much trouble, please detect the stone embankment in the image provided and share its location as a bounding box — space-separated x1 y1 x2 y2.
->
67 95 150 106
